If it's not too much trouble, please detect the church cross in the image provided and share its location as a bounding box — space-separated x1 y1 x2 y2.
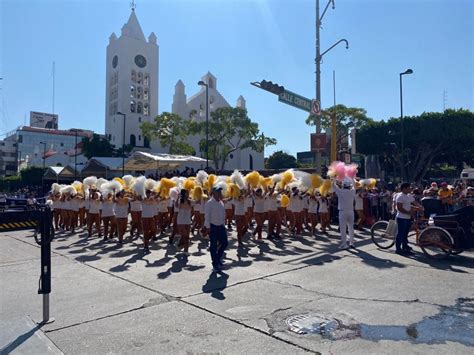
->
130 0 136 11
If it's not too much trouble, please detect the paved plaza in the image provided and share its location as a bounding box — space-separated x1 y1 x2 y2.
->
1 226 473 354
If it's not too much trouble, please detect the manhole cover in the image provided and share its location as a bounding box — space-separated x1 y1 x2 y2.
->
286 314 339 336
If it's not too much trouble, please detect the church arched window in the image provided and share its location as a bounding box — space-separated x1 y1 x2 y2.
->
137 102 143 114
210 96 215 109
131 70 136 82
137 72 143 85
130 100 136 113
199 103 204 116
130 134 136 147
130 85 136 98
144 74 149 86
137 87 143 99
143 88 149 100
144 103 149 116
208 77 214 89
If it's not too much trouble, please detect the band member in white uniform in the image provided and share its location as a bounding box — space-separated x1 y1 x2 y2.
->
333 178 356 249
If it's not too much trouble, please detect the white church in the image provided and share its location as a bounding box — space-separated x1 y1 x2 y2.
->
104 8 264 171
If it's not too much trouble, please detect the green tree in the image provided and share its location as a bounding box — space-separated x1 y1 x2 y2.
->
306 104 372 140
114 144 134 158
81 134 115 159
141 112 196 155
19 166 46 186
191 107 277 170
266 150 298 169
357 109 474 182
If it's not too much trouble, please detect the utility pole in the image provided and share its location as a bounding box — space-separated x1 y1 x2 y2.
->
314 0 348 172
74 131 78 180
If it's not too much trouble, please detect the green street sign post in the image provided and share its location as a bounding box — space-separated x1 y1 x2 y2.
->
278 90 313 112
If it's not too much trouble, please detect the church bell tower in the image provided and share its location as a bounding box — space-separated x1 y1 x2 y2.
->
105 5 158 149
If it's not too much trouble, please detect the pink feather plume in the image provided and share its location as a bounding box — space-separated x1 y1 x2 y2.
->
345 164 358 179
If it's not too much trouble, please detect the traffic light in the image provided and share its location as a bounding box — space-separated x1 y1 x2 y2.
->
251 80 285 95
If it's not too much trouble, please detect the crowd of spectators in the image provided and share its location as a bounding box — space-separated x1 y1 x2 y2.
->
326 180 473 227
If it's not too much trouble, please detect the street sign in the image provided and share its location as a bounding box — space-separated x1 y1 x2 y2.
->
311 99 321 115
278 90 312 112
311 133 326 152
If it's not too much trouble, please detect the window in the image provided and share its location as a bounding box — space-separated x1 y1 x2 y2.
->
144 137 150 148
60 143 64 147
137 102 143 114
143 88 149 100
199 103 204 116
144 74 149 86
210 96 215 109
130 85 136 98
130 100 136 113
18 135 23 143
138 135 141 141
137 72 143 84
208 77 214 89
144 103 149 116
130 134 136 147
131 70 136 82
137 87 143 99
138 116 141 122
114 72 118 85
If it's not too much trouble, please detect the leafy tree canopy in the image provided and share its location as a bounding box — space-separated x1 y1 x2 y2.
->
306 104 373 139
141 112 196 155
357 109 474 182
81 134 115 159
191 107 276 170
266 150 298 169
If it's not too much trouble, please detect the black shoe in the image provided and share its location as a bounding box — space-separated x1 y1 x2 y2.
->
403 246 413 252
395 249 406 255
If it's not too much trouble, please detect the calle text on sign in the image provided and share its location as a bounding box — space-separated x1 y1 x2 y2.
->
278 90 312 112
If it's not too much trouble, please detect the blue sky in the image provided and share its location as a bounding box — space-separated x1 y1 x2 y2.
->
1 0 472 156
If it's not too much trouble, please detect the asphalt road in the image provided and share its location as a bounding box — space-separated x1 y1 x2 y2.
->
1 224 473 354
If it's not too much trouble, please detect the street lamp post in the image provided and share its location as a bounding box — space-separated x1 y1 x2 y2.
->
117 112 127 176
315 0 348 173
197 80 209 170
399 68 413 182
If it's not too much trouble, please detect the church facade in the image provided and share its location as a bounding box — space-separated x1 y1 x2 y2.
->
105 9 263 170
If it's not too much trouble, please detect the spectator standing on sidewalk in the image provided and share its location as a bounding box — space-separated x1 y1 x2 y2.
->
395 182 423 255
204 185 228 273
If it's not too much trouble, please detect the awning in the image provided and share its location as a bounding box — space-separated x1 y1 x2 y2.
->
122 151 206 171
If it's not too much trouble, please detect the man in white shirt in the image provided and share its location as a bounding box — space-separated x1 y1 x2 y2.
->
204 186 228 272
333 178 356 249
395 182 422 255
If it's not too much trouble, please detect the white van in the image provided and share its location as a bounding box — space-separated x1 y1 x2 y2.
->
460 168 474 187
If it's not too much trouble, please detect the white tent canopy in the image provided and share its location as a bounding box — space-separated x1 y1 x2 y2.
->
122 151 206 171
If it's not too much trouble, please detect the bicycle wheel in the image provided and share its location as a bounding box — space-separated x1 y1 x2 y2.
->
418 227 453 259
371 221 394 249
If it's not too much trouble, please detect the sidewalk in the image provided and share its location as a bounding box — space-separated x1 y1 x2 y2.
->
1 227 473 354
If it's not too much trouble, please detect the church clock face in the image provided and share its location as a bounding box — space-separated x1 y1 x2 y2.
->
134 54 147 68
112 55 118 68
